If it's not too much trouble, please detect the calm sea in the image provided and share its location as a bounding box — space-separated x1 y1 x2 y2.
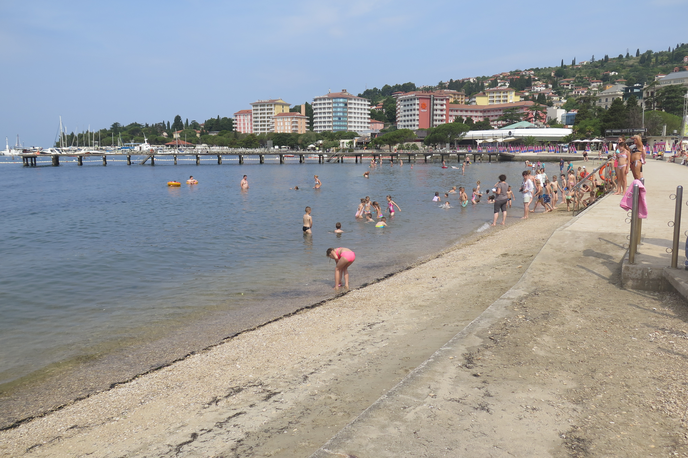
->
0 154 530 420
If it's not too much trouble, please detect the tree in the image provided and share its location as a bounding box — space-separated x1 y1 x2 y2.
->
528 104 547 124
423 122 469 148
626 96 642 129
655 85 688 117
561 59 564 68
382 97 397 124
172 115 183 132
471 119 492 130
185 118 189 129
497 107 524 125
572 57 576 66
600 98 627 134
644 110 683 136
374 129 416 151
636 48 640 57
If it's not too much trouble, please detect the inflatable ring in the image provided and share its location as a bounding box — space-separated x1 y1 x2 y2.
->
168 181 181 187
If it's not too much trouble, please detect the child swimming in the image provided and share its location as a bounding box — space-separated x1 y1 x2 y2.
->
375 217 387 228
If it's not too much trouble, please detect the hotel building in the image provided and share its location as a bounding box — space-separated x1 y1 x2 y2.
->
395 91 452 130
273 112 308 134
233 109 253 134
448 101 538 127
250 98 291 134
312 90 370 133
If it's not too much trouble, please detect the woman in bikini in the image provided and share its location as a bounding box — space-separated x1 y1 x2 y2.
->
326 247 355 290
615 137 629 195
629 135 645 180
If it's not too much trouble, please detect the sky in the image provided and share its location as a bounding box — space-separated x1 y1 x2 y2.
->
2 0 687 147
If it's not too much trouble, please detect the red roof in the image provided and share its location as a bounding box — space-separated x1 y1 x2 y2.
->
274 112 306 117
234 109 252 115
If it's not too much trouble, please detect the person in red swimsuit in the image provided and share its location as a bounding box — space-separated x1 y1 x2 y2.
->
326 247 355 291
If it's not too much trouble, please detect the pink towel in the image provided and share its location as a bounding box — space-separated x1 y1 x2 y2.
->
620 179 647 219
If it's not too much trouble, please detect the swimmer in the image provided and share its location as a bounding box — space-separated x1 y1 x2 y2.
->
240 175 248 190
363 171 370 178
372 201 384 219
186 176 198 185
334 222 343 233
448 186 457 194
440 201 451 209
326 247 355 290
375 217 387 228
302 206 313 234
365 212 374 222
459 187 469 206
290 186 300 190
314 175 322 189
432 192 441 202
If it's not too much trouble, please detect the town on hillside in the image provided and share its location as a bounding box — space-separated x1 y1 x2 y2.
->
53 44 688 153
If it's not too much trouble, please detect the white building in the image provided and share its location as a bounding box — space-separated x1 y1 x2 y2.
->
312 90 370 133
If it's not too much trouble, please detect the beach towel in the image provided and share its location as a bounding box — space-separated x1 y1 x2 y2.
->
620 179 647 219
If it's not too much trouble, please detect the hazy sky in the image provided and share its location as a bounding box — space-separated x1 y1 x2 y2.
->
2 0 687 147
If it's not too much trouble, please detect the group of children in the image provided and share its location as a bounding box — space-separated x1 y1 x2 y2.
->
434 181 514 210
353 195 401 227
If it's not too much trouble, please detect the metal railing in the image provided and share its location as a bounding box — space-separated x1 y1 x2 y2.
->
668 185 686 269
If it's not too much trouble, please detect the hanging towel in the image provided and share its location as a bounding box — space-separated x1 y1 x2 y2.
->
620 179 648 219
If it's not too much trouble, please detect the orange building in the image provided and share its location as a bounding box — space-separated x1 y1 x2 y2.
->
273 112 308 134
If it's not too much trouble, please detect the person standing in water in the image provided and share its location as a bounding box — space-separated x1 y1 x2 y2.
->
326 247 355 290
240 175 249 190
314 175 322 189
303 206 313 234
386 195 401 216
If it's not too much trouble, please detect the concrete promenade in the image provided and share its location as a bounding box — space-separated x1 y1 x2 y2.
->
311 160 688 457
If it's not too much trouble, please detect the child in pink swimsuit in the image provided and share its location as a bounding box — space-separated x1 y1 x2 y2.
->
326 247 355 291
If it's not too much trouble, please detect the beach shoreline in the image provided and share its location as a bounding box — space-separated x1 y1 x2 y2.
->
0 206 575 456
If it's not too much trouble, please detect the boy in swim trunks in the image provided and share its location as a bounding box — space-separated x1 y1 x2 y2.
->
303 206 312 234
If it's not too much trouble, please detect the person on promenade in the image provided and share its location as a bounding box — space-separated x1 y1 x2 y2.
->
492 174 509 226
615 137 629 195
326 247 355 291
629 135 645 180
386 195 401 216
583 148 588 162
550 176 559 209
520 170 534 219
314 175 322 189
303 206 313 234
240 175 249 190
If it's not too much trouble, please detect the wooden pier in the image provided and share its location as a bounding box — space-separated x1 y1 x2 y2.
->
19 150 522 167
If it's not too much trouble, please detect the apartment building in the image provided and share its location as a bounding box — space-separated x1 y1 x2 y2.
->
474 87 521 105
312 90 370 133
233 109 253 134
250 98 291 134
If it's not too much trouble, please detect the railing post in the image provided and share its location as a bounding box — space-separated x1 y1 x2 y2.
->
671 186 683 268
628 183 640 264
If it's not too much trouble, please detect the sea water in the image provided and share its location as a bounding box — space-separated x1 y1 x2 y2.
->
0 154 529 413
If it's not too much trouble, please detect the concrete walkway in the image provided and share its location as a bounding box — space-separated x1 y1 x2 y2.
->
310 160 688 457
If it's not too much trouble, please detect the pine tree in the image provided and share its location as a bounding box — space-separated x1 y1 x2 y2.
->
636 48 640 57
561 59 564 68
591 55 595 62
572 57 576 66
185 118 189 129
625 51 630 58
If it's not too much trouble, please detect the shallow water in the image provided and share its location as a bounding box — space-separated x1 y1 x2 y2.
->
0 154 530 398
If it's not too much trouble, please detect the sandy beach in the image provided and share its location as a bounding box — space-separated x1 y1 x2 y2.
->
0 207 569 457
2 164 688 457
